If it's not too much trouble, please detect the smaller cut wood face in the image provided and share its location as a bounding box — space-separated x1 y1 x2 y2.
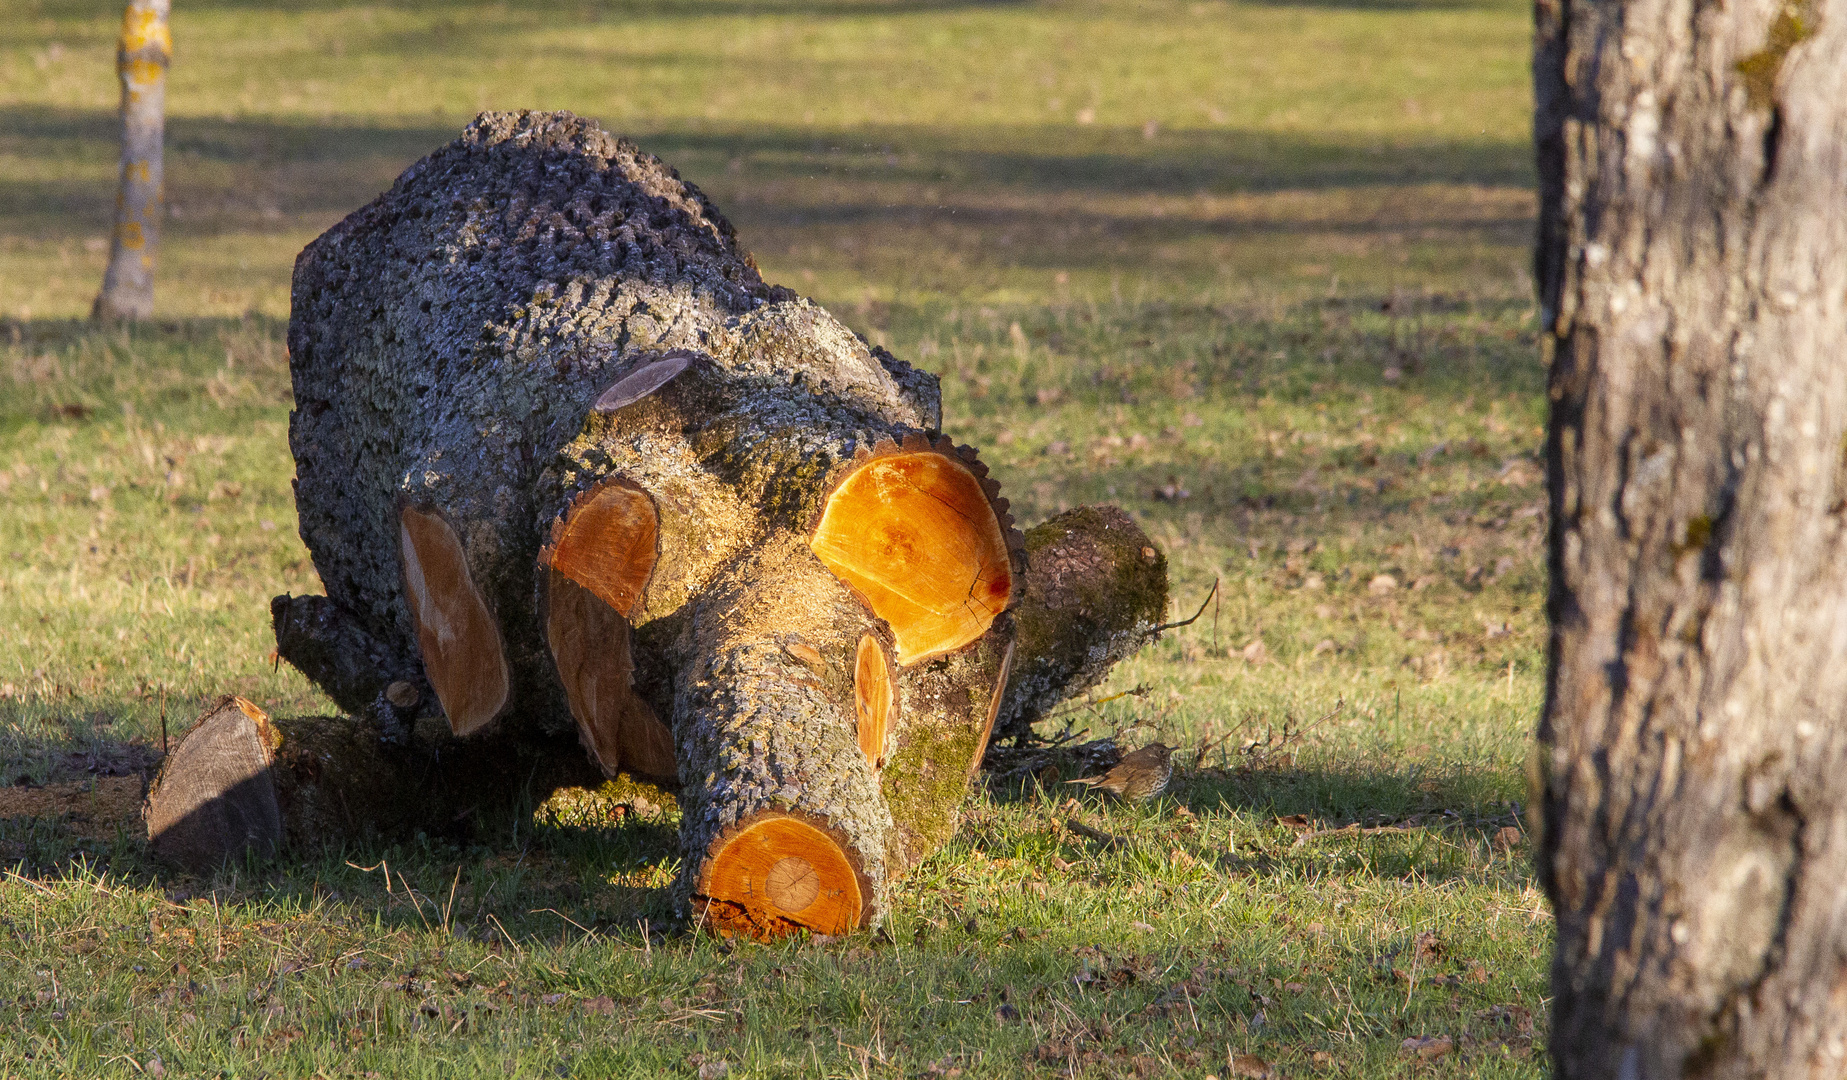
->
538 480 675 782
399 506 510 737
810 447 1014 666
855 633 893 768
699 815 865 937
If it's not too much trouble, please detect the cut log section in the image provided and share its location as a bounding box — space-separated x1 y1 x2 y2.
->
145 696 282 872
544 570 676 782
674 534 899 936
539 478 675 781
699 813 867 937
146 699 606 871
881 623 1015 866
593 352 695 414
968 637 1016 779
992 505 1170 747
399 505 509 737
543 478 658 620
854 633 894 768
811 436 1015 666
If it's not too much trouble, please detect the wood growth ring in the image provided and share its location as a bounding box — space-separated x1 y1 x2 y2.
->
699 814 864 937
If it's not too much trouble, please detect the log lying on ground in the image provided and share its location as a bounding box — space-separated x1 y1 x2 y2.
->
154 111 1167 935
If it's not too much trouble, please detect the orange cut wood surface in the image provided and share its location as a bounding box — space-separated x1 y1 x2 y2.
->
547 479 658 620
545 570 677 781
855 634 893 768
400 507 509 737
810 451 1012 666
700 815 863 938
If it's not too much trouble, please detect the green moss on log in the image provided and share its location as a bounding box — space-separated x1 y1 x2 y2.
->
996 506 1168 745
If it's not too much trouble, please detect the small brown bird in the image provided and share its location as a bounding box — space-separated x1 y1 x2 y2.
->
1066 742 1173 801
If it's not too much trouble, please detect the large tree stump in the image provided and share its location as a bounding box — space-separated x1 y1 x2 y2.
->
156 112 1166 936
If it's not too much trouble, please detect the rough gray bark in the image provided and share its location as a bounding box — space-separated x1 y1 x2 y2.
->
93 0 170 321
271 593 426 733
1535 0 1847 1075
288 112 941 742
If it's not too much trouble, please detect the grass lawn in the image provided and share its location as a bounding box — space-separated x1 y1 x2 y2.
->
0 0 1551 1075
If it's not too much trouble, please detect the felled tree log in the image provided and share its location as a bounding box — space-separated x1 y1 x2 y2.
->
163 111 1168 936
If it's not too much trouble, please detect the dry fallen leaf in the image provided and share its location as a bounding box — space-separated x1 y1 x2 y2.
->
581 995 615 1016
1228 1053 1274 1078
1493 825 1525 851
1368 573 1399 595
1401 1034 1455 1061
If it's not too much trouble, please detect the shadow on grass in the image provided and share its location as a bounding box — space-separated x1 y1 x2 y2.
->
0 313 293 431
1 104 1532 241
0 107 457 238
26 0 1029 17
0 715 682 941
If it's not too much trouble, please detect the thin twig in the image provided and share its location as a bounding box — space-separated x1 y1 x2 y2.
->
4 869 55 896
1145 578 1220 636
1290 823 1419 849
442 865 463 936
1192 729 1234 770
486 913 522 958
1065 818 1127 849
531 907 599 943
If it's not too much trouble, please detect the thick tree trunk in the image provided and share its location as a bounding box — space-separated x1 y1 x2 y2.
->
93 0 169 322
1535 0 1847 1074
208 112 1166 937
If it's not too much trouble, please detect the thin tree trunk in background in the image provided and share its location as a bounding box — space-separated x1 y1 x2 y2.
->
1535 0 1847 1074
93 0 170 322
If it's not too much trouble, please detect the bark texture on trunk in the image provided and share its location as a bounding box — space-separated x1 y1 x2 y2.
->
1535 0 1847 1074
93 0 169 322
